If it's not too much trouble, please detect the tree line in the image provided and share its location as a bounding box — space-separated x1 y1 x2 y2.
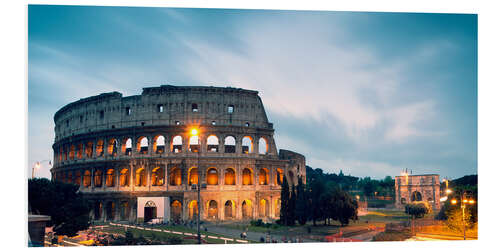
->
278 166 360 227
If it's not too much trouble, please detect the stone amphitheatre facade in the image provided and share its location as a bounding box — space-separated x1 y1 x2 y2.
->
51 85 306 223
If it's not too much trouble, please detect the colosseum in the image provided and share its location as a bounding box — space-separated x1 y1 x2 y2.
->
51 85 306 224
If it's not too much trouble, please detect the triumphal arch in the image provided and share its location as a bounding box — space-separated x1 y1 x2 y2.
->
394 174 441 210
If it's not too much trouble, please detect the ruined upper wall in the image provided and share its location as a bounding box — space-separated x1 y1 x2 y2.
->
54 85 273 141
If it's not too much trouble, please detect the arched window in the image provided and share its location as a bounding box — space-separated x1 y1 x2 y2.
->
207 168 218 185
151 167 165 186
96 139 104 157
75 171 81 186
69 145 75 160
122 138 132 156
120 168 130 187
172 135 183 153
207 135 219 152
258 137 268 154
259 199 268 217
154 135 165 154
224 136 236 153
77 144 83 159
259 168 269 185
94 170 103 187
171 200 182 222
401 197 406 204
137 137 148 154
192 103 199 112
106 201 115 221
225 200 235 219
169 167 182 186
83 170 91 187
189 200 198 220
275 199 281 218
120 201 129 220
242 136 253 154
208 200 218 219
94 202 103 220
58 147 63 162
135 168 146 187
224 168 236 185
188 167 198 185
67 171 72 184
275 168 284 185
242 168 253 185
288 170 294 183
85 141 93 158
242 200 252 219
189 135 200 152
107 139 118 156
106 169 115 187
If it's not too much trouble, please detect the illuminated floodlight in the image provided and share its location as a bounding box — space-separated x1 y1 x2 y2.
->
190 128 198 136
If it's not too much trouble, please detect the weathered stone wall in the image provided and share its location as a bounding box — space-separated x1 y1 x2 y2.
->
394 174 441 210
51 85 306 223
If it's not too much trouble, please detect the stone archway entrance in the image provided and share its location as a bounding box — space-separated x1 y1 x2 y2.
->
171 200 182 222
242 200 252 219
224 200 235 219
411 191 422 202
144 201 157 223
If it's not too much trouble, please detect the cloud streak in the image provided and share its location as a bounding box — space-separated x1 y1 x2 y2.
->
28 6 477 179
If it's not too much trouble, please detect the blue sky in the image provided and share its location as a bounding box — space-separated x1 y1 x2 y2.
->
28 5 477 180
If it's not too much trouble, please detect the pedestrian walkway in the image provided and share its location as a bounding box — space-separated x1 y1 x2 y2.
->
203 223 318 243
109 222 249 244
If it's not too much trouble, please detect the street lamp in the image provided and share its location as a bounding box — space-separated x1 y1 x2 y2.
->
450 190 475 240
32 160 52 179
190 128 204 244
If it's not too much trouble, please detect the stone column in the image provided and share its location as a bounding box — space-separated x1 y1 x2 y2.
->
147 135 153 155
218 198 223 221
91 168 95 189
235 135 242 154
218 133 224 153
146 164 151 190
200 135 207 153
164 197 171 222
252 136 258 155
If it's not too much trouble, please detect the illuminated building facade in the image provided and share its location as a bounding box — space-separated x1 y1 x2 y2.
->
51 85 306 222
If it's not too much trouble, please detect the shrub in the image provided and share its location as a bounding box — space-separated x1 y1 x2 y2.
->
167 235 183 245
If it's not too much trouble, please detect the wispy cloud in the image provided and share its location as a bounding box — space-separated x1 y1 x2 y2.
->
27 7 477 179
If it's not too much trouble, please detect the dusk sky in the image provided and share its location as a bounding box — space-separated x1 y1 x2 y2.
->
28 5 477 180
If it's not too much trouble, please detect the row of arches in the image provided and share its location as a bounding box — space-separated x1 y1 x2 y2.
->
55 166 292 188
56 134 270 163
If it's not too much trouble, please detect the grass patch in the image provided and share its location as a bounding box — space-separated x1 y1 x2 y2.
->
95 225 232 244
372 229 412 241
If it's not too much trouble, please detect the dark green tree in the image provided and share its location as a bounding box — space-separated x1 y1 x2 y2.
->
29 178 90 237
405 201 431 234
295 176 308 225
279 175 289 225
333 189 358 226
309 175 326 226
288 183 297 226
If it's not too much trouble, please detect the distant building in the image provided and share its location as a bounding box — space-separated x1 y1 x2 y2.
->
394 174 440 210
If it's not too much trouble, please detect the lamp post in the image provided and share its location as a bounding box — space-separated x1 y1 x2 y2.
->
32 160 52 179
190 128 203 244
451 191 475 240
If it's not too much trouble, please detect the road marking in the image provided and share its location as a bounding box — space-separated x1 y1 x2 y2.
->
62 240 83 246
